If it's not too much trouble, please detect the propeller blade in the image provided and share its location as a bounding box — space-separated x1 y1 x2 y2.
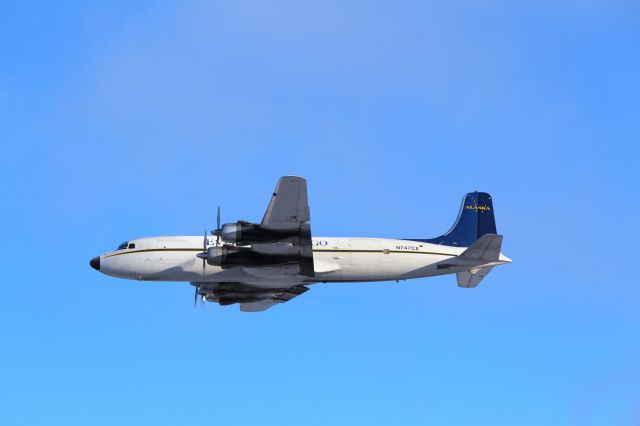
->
194 286 198 307
216 206 221 245
202 229 207 271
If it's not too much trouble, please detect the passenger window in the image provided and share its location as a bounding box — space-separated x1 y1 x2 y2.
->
128 243 136 249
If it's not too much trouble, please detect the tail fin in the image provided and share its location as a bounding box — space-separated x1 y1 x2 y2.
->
425 191 497 247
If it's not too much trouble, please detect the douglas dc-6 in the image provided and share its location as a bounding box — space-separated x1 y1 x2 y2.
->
90 176 511 312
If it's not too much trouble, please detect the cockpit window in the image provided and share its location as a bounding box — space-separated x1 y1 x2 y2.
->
128 243 135 249
117 241 129 250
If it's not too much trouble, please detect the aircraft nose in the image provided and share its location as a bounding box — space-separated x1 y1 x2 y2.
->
90 256 101 271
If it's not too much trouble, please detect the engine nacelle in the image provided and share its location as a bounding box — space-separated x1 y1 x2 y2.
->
204 242 305 268
218 221 300 244
218 222 245 243
250 242 300 257
204 245 249 267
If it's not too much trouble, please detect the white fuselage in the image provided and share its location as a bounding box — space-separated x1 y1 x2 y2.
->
97 236 510 288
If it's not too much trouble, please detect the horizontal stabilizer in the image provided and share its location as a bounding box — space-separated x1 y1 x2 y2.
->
456 234 502 287
435 234 505 271
432 234 506 288
460 234 503 262
457 266 494 288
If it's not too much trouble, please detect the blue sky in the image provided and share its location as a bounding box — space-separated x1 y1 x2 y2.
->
1 1 639 425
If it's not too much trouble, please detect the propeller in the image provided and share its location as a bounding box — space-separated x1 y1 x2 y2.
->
193 286 205 307
197 206 221 265
193 207 222 308
196 207 222 295
201 229 207 271
217 206 221 244
212 205 222 245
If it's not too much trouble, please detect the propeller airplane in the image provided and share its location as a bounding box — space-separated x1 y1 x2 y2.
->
90 176 511 312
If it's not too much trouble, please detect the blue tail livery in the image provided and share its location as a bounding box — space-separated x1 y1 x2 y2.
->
416 191 497 247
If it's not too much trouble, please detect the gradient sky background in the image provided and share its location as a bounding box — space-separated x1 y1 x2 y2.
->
1 1 639 425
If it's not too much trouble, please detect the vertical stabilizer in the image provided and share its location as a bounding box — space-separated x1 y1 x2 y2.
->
423 192 497 247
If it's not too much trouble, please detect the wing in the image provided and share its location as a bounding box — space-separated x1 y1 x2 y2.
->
260 176 313 276
239 285 308 311
459 234 503 262
192 282 309 312
261 176 310 230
